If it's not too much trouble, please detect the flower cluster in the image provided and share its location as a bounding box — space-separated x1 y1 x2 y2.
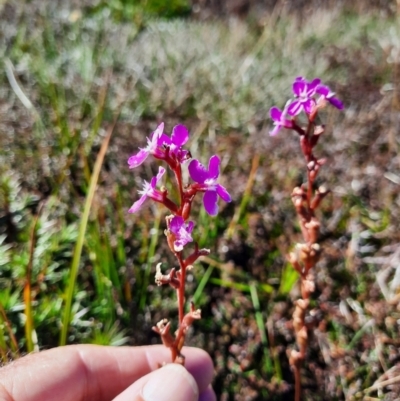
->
269 76 343 137
128 123 231 218
128 122 231 364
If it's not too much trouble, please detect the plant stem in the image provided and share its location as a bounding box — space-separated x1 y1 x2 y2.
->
294 364 301 401
176 253 186 325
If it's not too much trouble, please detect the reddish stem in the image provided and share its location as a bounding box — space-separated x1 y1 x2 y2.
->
176 252 186 325
174 164 185 215
294 364 301 401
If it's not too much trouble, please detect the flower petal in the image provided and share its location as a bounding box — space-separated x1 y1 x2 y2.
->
128 149 149 169
216 184 232 203
173 240 185 252
203 190 218 216
269 107 282 122
269 124 281 136
129 193 148 213
287 100 302 116
329 97 344 110
307 78 321 95
153 123 164 140
189 159 209 184
150 166 166 188
316 85 330 97
169 216 184 234
159 133 172 146
178 226 193 244
171 124 189 146
303 99 315 114
186 221 195 233
292 81 306 97
208 155 220 180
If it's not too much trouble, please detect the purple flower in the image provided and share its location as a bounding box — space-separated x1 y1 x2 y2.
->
160 124 190 164
129 166 165 213
288 77 321 116
188 155 231 216
269 104 293 136
316 85 343 110
169 216 194 252
128 123 165 169
128 123 191 169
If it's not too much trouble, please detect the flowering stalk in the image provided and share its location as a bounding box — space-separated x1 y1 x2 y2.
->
128 123 231 364
269 77 343 401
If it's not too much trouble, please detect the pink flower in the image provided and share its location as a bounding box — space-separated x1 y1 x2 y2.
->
188 155 231 216
269 104 293 136
129 167 165 213
316 85 343 110
288 77 321 116
127 123 191 169
160 124 190 164
168 216 194 252
128 123 165 169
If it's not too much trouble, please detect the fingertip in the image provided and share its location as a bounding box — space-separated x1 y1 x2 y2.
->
199 385 217 401
114 363 199 401
182 347 214 393
144 346 214 393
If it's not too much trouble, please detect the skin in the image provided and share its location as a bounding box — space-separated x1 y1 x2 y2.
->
0 345 216 401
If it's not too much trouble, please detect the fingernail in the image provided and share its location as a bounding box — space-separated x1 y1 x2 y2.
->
142 364 198 401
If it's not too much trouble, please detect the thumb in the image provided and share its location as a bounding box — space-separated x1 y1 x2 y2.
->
113 363 199 401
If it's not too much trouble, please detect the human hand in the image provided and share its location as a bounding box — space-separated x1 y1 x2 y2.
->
0 344 215 401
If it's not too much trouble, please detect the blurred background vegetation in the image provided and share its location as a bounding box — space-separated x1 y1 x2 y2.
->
1 0 400 400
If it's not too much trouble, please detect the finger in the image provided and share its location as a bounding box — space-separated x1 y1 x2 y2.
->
113 363 199 401
199 386 217 401
0 345 214 401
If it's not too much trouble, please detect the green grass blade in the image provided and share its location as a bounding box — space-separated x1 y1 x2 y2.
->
139 209 162 311
60 117 117 346
24 203 44 353
249 282 273 375
192 264 214 306
279 263 299 295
